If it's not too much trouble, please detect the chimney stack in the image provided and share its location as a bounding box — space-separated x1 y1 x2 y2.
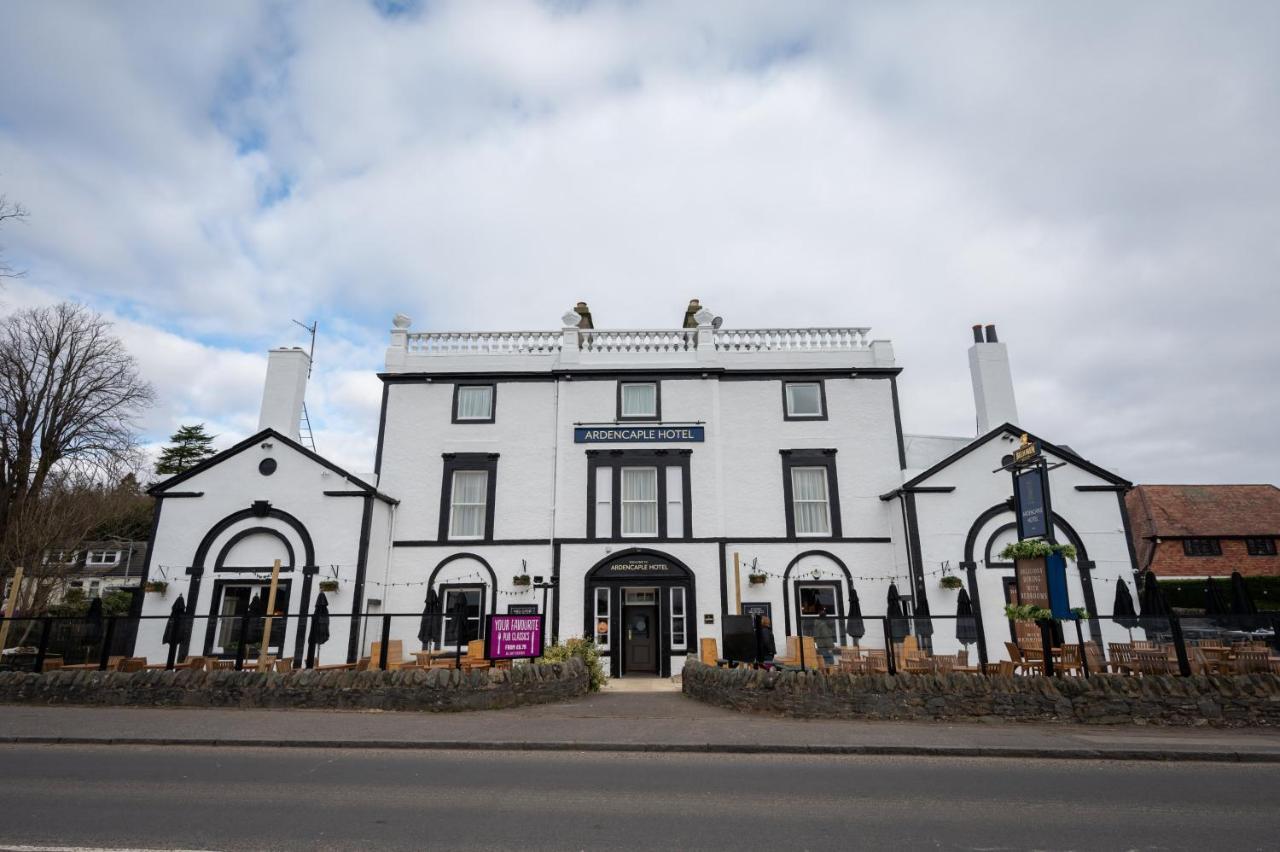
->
574 301 594 329
968 323 1019 435
258 347 311 440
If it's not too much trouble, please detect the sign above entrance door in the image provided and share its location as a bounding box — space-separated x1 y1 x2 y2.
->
574 426 705 443
599 554 683 579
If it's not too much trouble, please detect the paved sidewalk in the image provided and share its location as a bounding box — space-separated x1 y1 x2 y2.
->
3 691 1280 761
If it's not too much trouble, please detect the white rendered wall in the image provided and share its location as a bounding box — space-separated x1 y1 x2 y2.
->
137 441 374 663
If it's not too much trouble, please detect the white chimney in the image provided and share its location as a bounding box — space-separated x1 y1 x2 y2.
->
258 347 310 440
968 324 1019 435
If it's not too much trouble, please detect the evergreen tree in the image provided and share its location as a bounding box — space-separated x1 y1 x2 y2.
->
154 424 216 476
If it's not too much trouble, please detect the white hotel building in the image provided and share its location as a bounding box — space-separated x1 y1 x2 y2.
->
136 303 1139 676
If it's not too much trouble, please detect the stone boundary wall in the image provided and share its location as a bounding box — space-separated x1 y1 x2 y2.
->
0 658 589 712
682 661 1280 727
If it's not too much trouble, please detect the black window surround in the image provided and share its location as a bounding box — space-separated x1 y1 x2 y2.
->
1246 537 1277 556
586 449 692 541
779 449 842 539
616 380 661 422
1182 538 1222 557
438 453 499 542
451 383 496 424
782 380 828 421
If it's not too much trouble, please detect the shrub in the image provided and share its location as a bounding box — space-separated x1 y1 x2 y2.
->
538 636 606 691
998 540 1077 562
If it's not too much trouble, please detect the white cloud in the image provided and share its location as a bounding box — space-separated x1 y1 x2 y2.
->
0 1 1276 485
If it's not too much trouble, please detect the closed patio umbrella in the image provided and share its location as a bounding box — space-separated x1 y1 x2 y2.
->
1229 571 1259 633
1204 578 1230 628
845 586 865 646
307 592 331 667
1138 570 1170 635
244 593 266 653
418 589 441 650
161 595 186 647
1112 579 1139 641
955 588 979 646
913 592 935 645
887 583 909 642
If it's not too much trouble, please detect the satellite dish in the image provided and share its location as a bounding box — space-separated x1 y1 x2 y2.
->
711 316 723 329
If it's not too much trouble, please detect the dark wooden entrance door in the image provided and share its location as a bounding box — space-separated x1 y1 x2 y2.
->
624 606 658 673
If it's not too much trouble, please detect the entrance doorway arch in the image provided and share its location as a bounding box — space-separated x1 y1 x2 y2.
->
583 549 696 678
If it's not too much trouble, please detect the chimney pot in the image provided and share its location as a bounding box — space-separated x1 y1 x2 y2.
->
971 324 983 344
984 324 998 343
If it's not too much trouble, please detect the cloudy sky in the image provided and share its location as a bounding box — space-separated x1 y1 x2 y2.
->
0 1 1276 485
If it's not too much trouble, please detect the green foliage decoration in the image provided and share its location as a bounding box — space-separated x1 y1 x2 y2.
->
999 540 1077 562
538 636 607 692
939 575 964 590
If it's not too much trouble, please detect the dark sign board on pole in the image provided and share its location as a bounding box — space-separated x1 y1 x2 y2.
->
1015 466 1049 540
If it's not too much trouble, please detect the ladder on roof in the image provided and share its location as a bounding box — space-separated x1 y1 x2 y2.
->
299 402 316 452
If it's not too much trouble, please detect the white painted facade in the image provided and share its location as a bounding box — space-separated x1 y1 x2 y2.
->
137 309 1138 674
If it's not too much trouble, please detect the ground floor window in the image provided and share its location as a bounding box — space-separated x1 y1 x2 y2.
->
669 587 687 650
594 587 610 650
212 582 291 656
441 586 484 650
796 582 842 656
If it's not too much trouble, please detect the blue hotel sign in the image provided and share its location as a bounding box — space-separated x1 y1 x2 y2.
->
574 425 705 444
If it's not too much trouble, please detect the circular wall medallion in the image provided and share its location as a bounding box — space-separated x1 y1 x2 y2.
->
258 458 278 476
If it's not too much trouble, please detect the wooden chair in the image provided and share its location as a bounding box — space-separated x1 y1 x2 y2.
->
1059 645 1083 676
1132 649 1174 676
1005 642 1041 675
1083 642 1106 675
367 640 405 671
774 636 822 670
991 660 1016 677
210 659 237 670
273 658 295 673
1233 650 1270 674
461 639 490 672
700 637 719 666
1108 643 1135 675
117 657 147 672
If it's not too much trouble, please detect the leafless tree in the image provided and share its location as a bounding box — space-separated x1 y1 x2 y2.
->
0 303 155 603
0 194 27 279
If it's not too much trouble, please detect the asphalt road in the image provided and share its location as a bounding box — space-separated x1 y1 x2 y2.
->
0 745 1277 851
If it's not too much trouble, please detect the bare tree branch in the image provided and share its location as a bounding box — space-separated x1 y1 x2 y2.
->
0 193 28 279
0 303 155 586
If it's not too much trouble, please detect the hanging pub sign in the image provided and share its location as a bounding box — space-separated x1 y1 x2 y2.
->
484 613 545 660
1012 434 1041 465
1014 466 1050 540
574 425 705 444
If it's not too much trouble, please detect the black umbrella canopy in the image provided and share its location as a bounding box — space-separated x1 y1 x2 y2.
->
887 583 909 642
419 588 441 647
450 592 473 645
310 592 331 648
1204 578 1230 622
955 588 979 646
845 586 866 643
1112 579 1139 630
1138 571 1170 632
1229 571 1258 617
245 593 266 647
161 595 186 647
913 592 934 640
83 597 104 646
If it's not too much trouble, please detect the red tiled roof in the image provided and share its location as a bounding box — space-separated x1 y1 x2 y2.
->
1129 484 1280 537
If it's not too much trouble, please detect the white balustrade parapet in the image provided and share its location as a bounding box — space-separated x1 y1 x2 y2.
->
386 320 887 371
404 330 564 355
712 327 871 352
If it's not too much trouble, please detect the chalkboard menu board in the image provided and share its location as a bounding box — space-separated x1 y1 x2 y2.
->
1015 558 1050 609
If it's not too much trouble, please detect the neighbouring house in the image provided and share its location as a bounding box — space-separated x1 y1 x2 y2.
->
134 304 1141 673
1126 484 1280 579
45 542 148 603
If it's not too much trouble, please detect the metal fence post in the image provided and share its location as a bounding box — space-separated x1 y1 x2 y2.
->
165 632 179 670
1169 613 1191 677
34 617 52 673
1074 617 1090 679
378 614 391 671
1038 620 1055 677
881 617 896 676
99 617 117 671
234 611 249 672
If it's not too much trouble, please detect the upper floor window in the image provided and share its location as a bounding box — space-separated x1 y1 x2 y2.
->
1183 538 1222 557
779 449 842 539
618 382 659 421
85 550 121 566
783 381 826 420
790 467 832 535
44 550 77 565
1246 538 1277 556
438 453 499 542
620 467 659 536
452 384 495 423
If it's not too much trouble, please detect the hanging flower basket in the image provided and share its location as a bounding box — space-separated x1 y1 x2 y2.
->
318 579 340 593
512 575 531 587
939 575 964 591
999 540 1077 562
748 573 767 585
144 580 168 594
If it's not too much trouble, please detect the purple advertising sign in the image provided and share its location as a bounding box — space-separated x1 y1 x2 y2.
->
485 614 544 660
